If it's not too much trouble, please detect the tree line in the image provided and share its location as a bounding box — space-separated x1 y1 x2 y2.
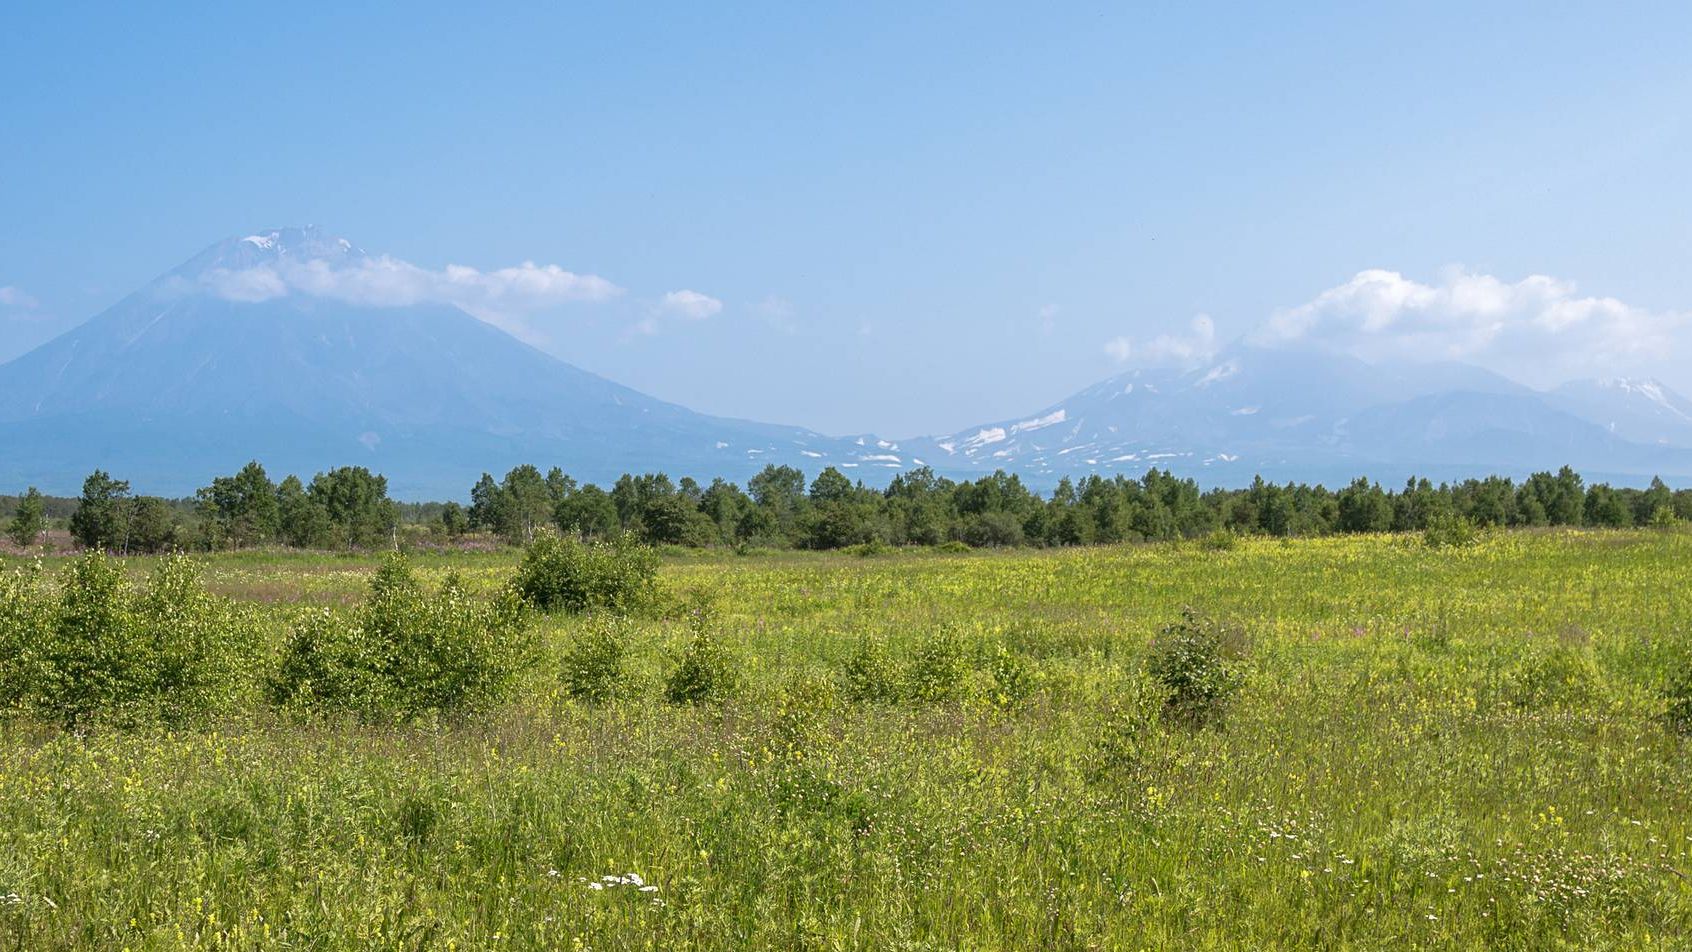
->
10 461 1683 554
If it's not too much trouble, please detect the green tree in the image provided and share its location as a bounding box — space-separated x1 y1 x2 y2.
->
277 475 332 548
808 467 854 504
127 497 180 553
557 484 620 538
69 470 131 552
1336 477 1393 533
308 467 397 549
6 487 45 548
439 501 469 538
467 473 507 533
499 464 554 543
196 460 280 548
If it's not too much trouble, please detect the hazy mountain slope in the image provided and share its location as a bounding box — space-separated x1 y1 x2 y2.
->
1545 378 1692 447
0 229 882 497
910 345 1692 486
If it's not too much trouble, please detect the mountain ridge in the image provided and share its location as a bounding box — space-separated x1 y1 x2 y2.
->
3 228 1691 498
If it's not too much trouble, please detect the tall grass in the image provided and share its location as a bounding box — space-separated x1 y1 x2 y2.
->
0 528 1688 949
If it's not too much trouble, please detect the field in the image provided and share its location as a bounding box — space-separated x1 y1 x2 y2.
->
3 530 1691 950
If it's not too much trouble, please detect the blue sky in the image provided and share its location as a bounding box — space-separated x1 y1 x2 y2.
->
2 2 1690 436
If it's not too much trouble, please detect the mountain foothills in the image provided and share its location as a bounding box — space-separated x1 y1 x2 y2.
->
2 227 1691 499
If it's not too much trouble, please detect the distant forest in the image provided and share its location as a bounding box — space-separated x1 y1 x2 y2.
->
4 462 1689 554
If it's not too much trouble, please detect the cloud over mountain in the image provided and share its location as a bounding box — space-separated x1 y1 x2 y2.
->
195 254 622 320
1255 268 1692 387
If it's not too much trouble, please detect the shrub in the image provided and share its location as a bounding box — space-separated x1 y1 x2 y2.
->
1424 512 1481 549
1504 642 1599 710
773 670 839 755
840 634 901 703
514 533 659 614
0 561 51 715
1667 666 1692 734
664 630 742 705
4 553 259 728
936 540 972 554
961 511 1024 548
272 554 533 719
984 644 1039 708
561 619 640 703
1145 607 1248 727
1199 528 1240 551
905 627 971 703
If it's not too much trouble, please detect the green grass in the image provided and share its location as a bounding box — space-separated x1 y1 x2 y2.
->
3 529 1691 949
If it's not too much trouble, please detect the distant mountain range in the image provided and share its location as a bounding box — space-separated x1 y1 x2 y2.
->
2 227 1689 498
898 346 1692 488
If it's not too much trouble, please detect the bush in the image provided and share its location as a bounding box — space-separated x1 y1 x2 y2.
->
1667 666 1692 734
1504 642 1599 709
0 562 52 715
773 670 839 755
840 634 901 703
664 629 742 706
1145 607 1248 727
961 511 1024 548
984 644 1039 708
1199 528 1240 551
271 554 533 719
905 627 971 703
1424 512 1481 549
561 619 640 704
935 540 972 554
1 553 259 728
514 533 659 614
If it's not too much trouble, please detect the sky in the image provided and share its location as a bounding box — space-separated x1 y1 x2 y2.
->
2 2 1690 438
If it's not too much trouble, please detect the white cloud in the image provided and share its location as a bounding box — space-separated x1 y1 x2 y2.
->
196 255 622 318
0 285 40 310
1104 314 1216 365
658 289 723 320
1038 303 1059 333
1255 268 1692 385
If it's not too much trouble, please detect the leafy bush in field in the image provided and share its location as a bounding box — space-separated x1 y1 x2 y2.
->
0 553 258 728
1199 528 1240 551
984 644 1039 708
0 562 51 714
663 629 742 705
1424 512 1481 549
514 533 658 614
1145 607 1248 727
905 627 971 703
561 619 640 703
773 670 839 754
1667 666 1692 734
840 635 901 703
1504 642 1600 709
271 554 532 719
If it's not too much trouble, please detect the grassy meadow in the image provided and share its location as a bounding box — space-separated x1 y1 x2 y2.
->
2 529 1691 949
